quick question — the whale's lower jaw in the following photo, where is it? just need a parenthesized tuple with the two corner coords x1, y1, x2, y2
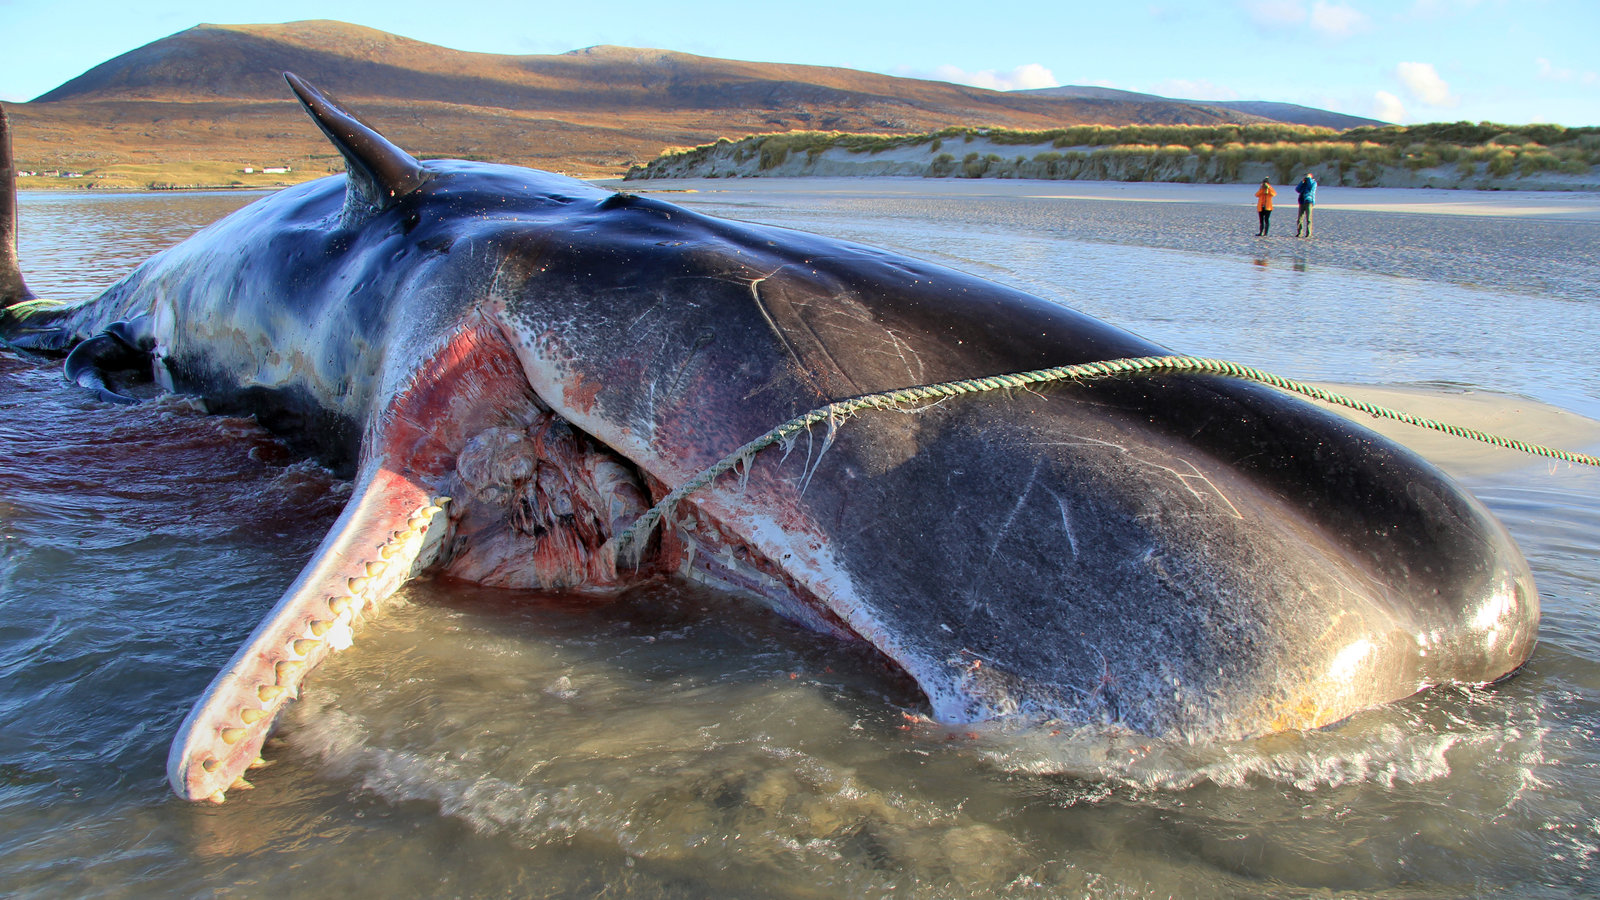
(165, 470, 451, 802)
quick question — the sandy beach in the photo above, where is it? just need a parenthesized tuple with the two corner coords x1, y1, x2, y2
(620, 175, 1600, 222)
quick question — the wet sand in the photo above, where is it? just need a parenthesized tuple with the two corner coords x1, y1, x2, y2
(623, 177, 1600, 309)
(1312, 384, 1600, 478)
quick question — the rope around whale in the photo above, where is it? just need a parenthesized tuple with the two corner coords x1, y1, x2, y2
(608, 354, 1600, 563)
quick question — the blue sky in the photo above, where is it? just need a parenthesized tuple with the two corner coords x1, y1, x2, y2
(1, 0, 1595, 126)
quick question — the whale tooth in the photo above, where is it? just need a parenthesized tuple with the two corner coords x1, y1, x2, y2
(309, 619, 332, 637)
(364, 560, 387, 578)
(291, 638, 319, 657)
(258, 684, 285, 702)
(208, 790, 227, 805)
(201, 758, 220, 773)
(220, 727, 246, 745)
(379, 542, 401, 559)
(231, 777, 254, 791)
(275, 660, 305, 686)
(248, 756, 272, 770)
(347, 575, 371, 594)
(328, 596, 352, 615)
(240, 708, 266, 724)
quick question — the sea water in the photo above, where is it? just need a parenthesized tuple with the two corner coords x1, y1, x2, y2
(1, 181, 1597, 898)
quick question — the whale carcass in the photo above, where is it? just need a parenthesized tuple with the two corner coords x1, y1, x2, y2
(0, 75, 1538, 803)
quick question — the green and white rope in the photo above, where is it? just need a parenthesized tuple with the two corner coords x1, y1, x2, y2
(610, 354, 1600, 563)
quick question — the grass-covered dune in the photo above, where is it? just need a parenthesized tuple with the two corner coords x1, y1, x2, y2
(627, 122, 1600, 191)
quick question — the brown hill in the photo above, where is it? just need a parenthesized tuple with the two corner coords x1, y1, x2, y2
(8, 20, 1273, 183)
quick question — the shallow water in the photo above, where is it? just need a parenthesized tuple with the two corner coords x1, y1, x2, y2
(2, 183, 1598, 898)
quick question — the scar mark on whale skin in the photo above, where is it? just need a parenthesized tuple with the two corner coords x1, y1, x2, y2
(968, 459, 1045, 615)
(1039, 435, 1245, 521)
(1052, 490, 1080, 560)
(747, 267, 823, 394)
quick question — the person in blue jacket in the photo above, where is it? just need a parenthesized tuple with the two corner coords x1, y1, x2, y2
(1295, 173, 1317, 238)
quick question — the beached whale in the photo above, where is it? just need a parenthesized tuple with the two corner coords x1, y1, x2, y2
(0, 75, 1538, 804)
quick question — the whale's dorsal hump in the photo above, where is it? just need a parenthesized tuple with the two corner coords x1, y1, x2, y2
(284, 72, 430, 224)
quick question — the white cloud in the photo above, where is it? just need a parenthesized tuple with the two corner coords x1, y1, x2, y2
(1309, 1, 1370, 37)
(1373, 90, 1406, 123)
(1395, 61, 1456, 106)
(1008, 64, 1061, 90)
(933, 63, 1059, 92)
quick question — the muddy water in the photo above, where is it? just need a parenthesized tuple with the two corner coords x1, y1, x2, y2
(2, 184, 1597, 898)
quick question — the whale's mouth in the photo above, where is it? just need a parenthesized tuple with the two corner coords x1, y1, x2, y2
(430, 391, 878, 662)
(409, 321, 871, 652)
(166, 317, 901, 802)
(438, 414, 652, 592)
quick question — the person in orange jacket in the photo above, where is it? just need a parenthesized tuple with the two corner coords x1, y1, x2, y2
(1255, 178, 1276, 236)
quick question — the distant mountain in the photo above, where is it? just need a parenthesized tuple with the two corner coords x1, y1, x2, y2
(1021, 85, 1384, 130)
(8, 21, 1357, 182)
(1213, 100, 1384, 130)
(31, 21, 1263, 125)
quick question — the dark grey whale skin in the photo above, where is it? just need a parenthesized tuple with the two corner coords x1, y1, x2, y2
(472, 182, 1536, 736)
(0, 80, 1536, 764)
